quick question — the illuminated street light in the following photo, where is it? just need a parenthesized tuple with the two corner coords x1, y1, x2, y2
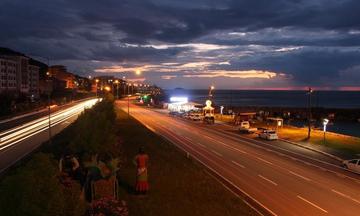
(135, 69, 141, 75)
(209, 85, 215, 98)
(95, 79, 99, 97)
(104, 86, 111, 92)
(307, 87, 313, 139)
(46, 71, 52, 145)
(114, 80, 119, 99)
(323, 118, 329, 144)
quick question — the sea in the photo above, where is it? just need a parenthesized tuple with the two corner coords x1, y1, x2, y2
(165, 89, 360, 109)
(165, 89, 360, 137)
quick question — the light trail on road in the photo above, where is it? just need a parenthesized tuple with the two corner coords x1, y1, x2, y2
(0, 98, 99, 151)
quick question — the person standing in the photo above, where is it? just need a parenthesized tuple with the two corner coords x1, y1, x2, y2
(134, 147, 149, 194)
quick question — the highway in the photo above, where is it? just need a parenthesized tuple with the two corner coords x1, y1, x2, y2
(117, 100, 360, 216)
(0, 98, 99, 173)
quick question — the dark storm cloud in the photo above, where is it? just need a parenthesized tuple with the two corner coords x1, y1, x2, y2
(1, 0, 360, 88)
(90, 45, 186, 63)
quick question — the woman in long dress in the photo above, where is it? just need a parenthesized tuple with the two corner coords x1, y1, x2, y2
(134, 147, 149, 194)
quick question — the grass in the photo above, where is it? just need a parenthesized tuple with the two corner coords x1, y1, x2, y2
(250, 121, 360, 156)
(115, 106, 257, 216)
(278, 125, 360, 156)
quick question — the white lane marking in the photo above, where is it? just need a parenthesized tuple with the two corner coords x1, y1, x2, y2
(232, 160, 246, 169)
(197, 142, 206, 148)
(258, 175, 278, 186)
(290, 157, 298, 161)
(255, 157, 273, 165)
(211, 149, 223, 157)
(297, 195, 328, 213)
(319, 167, 327, 172)
(204, 134, 217, 141)
(303, 162, 311, 166)
(331, 189, 360, 205)
(289, 171, 311, 182)
(183, 136, 192, 142)
(205, 170, 264, 216)
(336, 173, 346, 178)
(243, 199, 265, 216)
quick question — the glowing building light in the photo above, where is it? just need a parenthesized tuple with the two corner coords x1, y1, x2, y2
(170, 97, 188, 103)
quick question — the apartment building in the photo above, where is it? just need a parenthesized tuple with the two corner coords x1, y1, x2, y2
(0, 58, 17, 93)
(0, 55, 39, 97)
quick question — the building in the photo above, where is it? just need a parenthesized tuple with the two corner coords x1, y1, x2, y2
(48, 65, 76, 89)
(0, 55, 39, 98)
(0, 58, 17, 93)
(28, 64, 40, 97)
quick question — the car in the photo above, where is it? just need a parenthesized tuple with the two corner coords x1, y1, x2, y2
(259, 130, 278, 140)
(238, 121, 257, 133)
(190, 114, 202, 121)
(168, 111, 177, 116)
(182, 112, 191, 119)
(342, 159, 360, 174)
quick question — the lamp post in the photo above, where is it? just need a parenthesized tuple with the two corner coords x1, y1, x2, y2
(276, 119, 282, 132)
(122, 76, 126, 96)
(307, 87, 313, 139)
(28, 54, 52, 144)
(209, 85, 215, 98)
(128, 94, 130, 118)
(323, 118, 329, 145)
(95, 79, 99, 97)
(46, 71, 52, 145)
(114, 80, 119, 99)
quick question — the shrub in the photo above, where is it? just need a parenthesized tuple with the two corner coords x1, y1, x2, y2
(0, 153, 85, 216)
(69, 100, 117, 156)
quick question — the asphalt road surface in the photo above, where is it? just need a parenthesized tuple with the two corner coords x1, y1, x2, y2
(0, 98, 99, 173)
(117, 100, 360, 216)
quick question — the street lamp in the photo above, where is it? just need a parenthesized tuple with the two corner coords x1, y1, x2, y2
(104, 86, 111, 92)
(135, 69, 141, 76)
(209, 85, 215, 98)
(323, 118, 329, 145)
(128, 94, 130, 118)
(307, 87, 313, 139)
(46, 71, 52, 145)
(95, 79, 99, 97)
(114, 80, 119, 99)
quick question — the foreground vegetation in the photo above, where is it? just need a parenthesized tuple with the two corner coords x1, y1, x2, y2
(115, 104, 256, 216)
(0, 97, 121, 216)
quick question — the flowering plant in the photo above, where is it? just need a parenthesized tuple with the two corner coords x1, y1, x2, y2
(89, 196, 128, 216)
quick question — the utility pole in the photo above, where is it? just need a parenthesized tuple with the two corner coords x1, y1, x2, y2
(29, 54, 52, 144)
(128, 94, 130, 118)
(46, 69, 52, 145)
(114, 80, 119, 99)
(307, 87, 313, 139)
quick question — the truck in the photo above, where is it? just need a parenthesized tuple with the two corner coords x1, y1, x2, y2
(238, 121, 257, 133)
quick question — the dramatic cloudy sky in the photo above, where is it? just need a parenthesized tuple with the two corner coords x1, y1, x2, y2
(1, 0, 360, 90)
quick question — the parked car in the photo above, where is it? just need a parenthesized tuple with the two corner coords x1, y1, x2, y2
(238, 121, 257, 133)
(342, 159, 360, 174)
(259, 130, 278, 140)
(169, 111, 177, 116)
(190, 114, 202, 121)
